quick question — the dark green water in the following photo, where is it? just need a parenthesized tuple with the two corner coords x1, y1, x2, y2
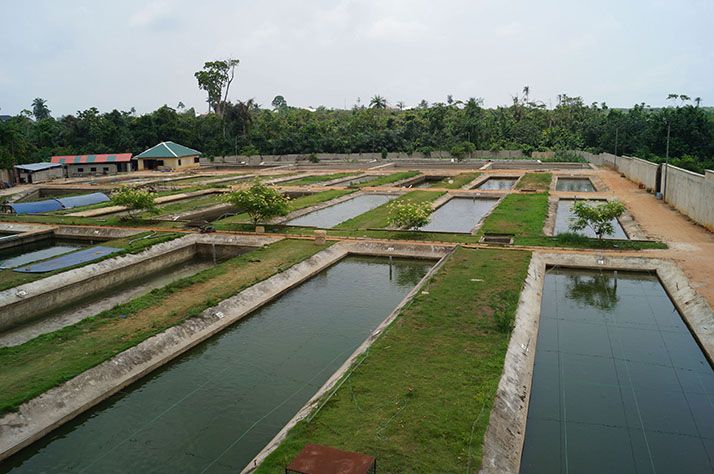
(521, 268, 714, 473)
(285, 194, 395, 228)
(555, 200, 628, 239)
(3, 256, 432, 473)
(556, 178, 595, 192)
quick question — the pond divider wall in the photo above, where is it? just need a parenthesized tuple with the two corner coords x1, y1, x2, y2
(0, 233, 271, 332)
(0, 240, 451, 461)
(480, 252, 714, 473)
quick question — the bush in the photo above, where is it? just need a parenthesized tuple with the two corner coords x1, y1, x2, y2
(569, 200, 626, 239)
(110, 187, 158, 220)
(543, 149, 587, 163)
(308, 153, 319, 163)
(388, 200, 432, 230)
(381, 148, 388, 159)
(224, 179, 290, 226)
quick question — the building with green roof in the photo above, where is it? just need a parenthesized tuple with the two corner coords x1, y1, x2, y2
(135, 141, 202, 171)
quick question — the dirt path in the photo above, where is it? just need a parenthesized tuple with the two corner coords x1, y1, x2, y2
(600, 168, 714, 307)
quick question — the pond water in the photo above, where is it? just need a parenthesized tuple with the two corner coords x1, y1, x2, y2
(476, 178, 518, 190)
(332, 175, 377, 186)
(555, 200, 628, 239)
(285, 194, 395, 228)
(4, 256, 433, 473)
(421, 197, 498, 233)
(520, 268, 714, 473)
(556, 178, 595, 192)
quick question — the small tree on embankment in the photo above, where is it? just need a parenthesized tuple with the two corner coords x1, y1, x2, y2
(388, 200, 432, 231)
(224, 179, 289, 229)
(111, 187, 158, 220)
(569, 200, 626, 239)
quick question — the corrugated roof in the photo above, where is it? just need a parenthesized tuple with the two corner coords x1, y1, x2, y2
(7, 199, 64, 214)
(56, 192, 110, 208)
(136, 141, 202, 159)
(14, 162, 62, 172)
(6, 192, 110, 215)
(51, 153, 133, 164)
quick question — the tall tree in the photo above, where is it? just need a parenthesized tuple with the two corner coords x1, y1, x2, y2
(369, 95, 387, 109)
(31, 98, 51, 120)
(194, 58, 240, 116)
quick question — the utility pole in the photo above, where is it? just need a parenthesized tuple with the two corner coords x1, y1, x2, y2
(663, 121, 671, 201)
(614, 127, 619, 156)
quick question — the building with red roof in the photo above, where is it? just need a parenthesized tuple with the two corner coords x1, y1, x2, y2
(51, 153, 135, 177)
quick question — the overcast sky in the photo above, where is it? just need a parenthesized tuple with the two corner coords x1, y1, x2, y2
(1, 0, 712, 116)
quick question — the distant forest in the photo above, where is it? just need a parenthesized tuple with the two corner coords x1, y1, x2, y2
(2, 92, 713, 173)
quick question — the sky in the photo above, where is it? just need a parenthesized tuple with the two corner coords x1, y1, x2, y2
(1, 0, 713, 116)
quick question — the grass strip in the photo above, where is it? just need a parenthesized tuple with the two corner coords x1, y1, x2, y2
(514, 173, 552, 191)
(477, 193, 549, 242)
(282, 173, 359, 186)
(256, 247, 531, 473)
(431, 172, 481, 189)
(0, 239, 328, 414)
(358, 171, 420, 188)
(335, 190, 444, 230)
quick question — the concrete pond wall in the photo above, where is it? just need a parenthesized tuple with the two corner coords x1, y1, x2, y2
(0, 233, 273, 332)
(0, 240, 450, 462)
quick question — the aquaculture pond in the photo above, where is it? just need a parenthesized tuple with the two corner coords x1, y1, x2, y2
(0, 239, 87, 270)
(475, 177, 518, 190)
(555, 200, 628, 239)
(421, 197, 498, 233)
(520, 268, 714, 473)
(556, 178, 596, 192)
(5, 256, 433, 473)
(285, 194, 395, 228)
(0, 257, 217, 348)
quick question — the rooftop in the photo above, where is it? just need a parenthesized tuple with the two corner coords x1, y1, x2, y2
(51, 153, 133, 165)
(14, 162, 62, 172)
(136, 141, 202, 159)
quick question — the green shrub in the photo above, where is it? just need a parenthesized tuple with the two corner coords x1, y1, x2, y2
(387, 200, 432, 230)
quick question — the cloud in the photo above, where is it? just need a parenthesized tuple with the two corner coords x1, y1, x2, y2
(364, 17, 430, 42)
(129, 0, 179, 29)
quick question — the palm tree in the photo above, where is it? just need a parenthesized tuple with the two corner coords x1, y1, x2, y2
(31, 98, 51, 120)
(396, 101, 406, 110)
(694, 97, 702, 108)
(369, 95, 387, 109)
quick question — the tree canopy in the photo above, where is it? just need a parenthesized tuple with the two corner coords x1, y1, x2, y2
(2, 90, 713, 173)
(569, 200, 626, 239)
(224, 179, 290, 226)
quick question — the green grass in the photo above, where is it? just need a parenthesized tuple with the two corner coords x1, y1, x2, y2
(282, 173, 359, 186)
(431, 172, 481, 189)
(477, 193, 549, 242)
(0, 239, 328, 414)
(335, 191, 444, 230)
(0, 231, 182, 292)
(152, 194, 225, 216)
(514, 173, 552, 191)
(213, 189, 355, 228)
(256, 247, 531, 473)
(358, 171, 420, 187)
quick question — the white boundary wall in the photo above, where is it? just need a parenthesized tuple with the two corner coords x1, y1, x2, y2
(663, 165, 714, 231)
(578, 151, 713, 231)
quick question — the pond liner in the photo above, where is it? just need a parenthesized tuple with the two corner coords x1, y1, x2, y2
(14, 246, 118, 273)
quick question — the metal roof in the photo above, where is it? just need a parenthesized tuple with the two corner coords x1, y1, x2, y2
(14, 162, 62, 172)
(6, 192, 109, 214)
(7, 199, 64, 214)
(56, 192, 110, 208)
(14, 246, 118, 273)
(136, 141, 202, 159)
(51, 153, 133, 165)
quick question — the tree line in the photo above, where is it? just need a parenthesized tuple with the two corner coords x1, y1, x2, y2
(2, 86, 713, 173)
